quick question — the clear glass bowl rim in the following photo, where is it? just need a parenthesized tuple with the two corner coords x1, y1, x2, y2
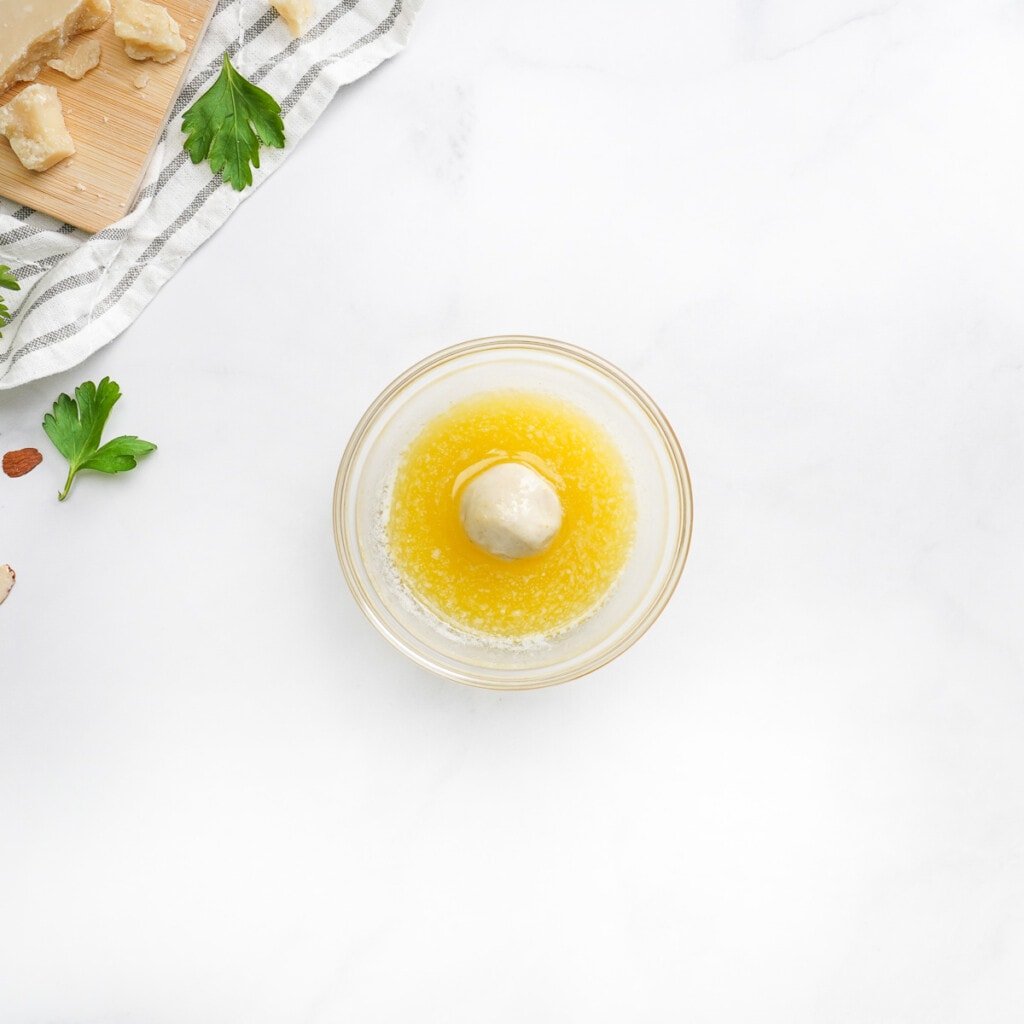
(332, 335, 694, 689)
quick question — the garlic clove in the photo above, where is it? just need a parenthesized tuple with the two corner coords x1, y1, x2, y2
(0, 564, 15, 606)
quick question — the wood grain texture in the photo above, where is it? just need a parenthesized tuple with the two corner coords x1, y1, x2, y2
(0, 0, 216, 233)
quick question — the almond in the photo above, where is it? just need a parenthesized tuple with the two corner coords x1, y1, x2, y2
(2, 447, 43, 478)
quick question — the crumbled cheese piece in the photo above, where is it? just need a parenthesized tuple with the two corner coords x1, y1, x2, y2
(459, 462, 563, 559)
(47, 37, 102, 79)
(272, 0, 314, 36)
(74, 180, 87, 190)
(0, 0, 110, 92)
(113, 0, 185, 62)
(133, 70, 149, 88)
(0, 83, 76, 172)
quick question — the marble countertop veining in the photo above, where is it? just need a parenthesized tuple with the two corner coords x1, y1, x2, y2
(1, 1, 1023, 1021)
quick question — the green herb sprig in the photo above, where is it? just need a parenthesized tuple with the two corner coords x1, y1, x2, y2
(42, 378, 157, 501)
(182, 54, 286, 191)
(0, 265, 19, 340)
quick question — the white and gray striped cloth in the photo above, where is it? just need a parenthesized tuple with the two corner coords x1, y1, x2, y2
(0, 0, 422, 390)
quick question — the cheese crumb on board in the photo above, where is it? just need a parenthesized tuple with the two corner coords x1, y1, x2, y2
(133, 70, 150, 88)
(47, 37, 102, 80)
(0, 0, 110, 92)
(113, 0, 185, 63)
(272, 0, 315, 37)
(0, 84, 76, 171)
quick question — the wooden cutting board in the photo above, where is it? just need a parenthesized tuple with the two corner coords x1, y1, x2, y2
(0, 0, 217, 233)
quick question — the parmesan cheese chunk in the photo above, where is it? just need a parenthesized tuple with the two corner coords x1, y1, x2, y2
(0, 84, 76, 171)
(271, 0, 314, 36)
(0, 0, 110, 92)
(47, 37, 102, 79)
(113, 0, 185, 63)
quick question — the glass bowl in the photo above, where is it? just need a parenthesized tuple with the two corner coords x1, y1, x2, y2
(332, 336, 692, 689)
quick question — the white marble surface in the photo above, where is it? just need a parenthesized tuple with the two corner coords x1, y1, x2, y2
(2, 1, 1023, 1019)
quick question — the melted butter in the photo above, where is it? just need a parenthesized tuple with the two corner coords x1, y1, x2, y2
(387, 390, 636, 638)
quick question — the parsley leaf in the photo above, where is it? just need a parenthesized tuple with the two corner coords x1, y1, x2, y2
(181, 54, 286, 191)
(42, 378, 157, 501)
(0, 265, 20, 340)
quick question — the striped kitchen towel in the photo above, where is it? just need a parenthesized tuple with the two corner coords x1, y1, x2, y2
(0, 0, 422, 390)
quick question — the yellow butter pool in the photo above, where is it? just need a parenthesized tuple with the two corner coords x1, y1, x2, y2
(387, 390, 636, 639)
